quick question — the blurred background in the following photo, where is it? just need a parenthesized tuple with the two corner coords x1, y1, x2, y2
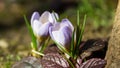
(0, 0, 118, 67)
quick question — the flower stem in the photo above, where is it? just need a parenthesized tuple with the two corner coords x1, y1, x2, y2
(39, 37, 50, 53)
(32, 50, 44, 56)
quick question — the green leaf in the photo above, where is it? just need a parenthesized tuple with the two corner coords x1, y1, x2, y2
(73, 10, 81, 58)
(70, 29, 75, 57)
(78, 14, 87, 46)
(76, 10, 80, 48)
(32, 50, 44, 56)
(54, 41, 72, 58)
(24, 15, 37, 51)
(77, 10, 80, 27)
(73, 11, 87, 59)
(39, 37, 50, 52)
(63, 55, 75, 68)
(76, 14, 87, 56)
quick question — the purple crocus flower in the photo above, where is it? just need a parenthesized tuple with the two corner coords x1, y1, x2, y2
(31, 11, 58, 42)
(49, 19, 74, 50)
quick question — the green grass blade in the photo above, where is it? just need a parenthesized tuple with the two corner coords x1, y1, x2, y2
(24, 15, 37, 51)
(78, 14, 87, 46)
(63, 55, 75, 68)
(74, 10, 81, 58)
(32, 50, 44, 56)
(77, 10, 80, 26)
(39, 37, 50, 52)
(76, 10, 80, 48)
(70, 29, 75, 57)
(54, 41, 72, 57)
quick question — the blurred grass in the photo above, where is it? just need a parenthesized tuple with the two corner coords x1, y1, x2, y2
(61, 0, 116, 29)
(78, 0, 114, 29)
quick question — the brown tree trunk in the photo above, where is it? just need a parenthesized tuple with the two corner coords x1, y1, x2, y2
(105, 0, 120, 68)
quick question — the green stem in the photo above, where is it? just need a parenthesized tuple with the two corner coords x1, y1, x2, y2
(63, 55, 75, 68)
(39, 38, 50, 52)
(32, 50, 44, 56)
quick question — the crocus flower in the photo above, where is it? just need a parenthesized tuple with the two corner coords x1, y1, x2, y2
(49, 19, 74, 50)
(31, 11, 59, 42)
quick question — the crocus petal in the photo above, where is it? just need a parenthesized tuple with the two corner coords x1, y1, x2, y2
(59, 26, 72, 47)
(61, 19, 74, 31)
(49, 23, 62, 41)
(51, 23, 60, 31)
(32, 20, 42, 35)
(39, 11, 54, 23)
(31, 12, 40, 25)
(49, 24, 72, 49)
(37, 22, 52, 38)
(51, 12, 59, 22)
